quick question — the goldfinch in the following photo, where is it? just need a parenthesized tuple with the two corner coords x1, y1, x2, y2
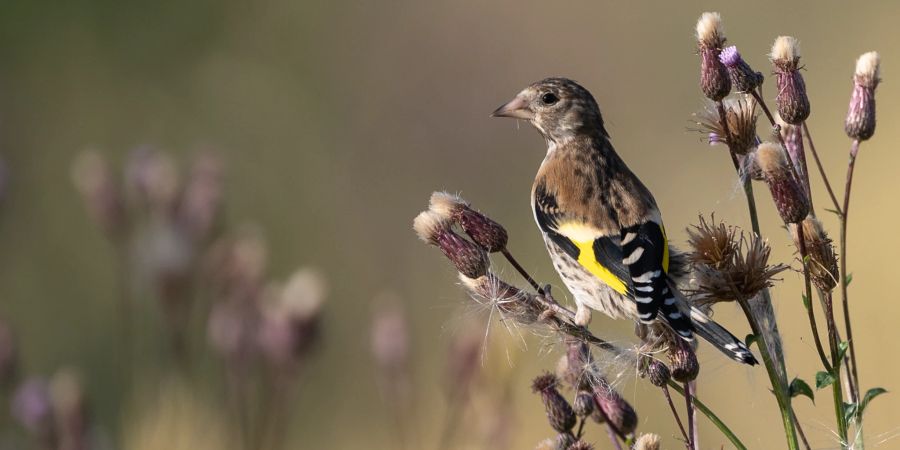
(492, 77, 757, 365)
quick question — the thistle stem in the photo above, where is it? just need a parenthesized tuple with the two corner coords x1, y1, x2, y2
(668, 382, 747, 450)
(737, 297, 800, 450)
(751, 90, 805, 189)
(839, 140, 862, 404)
(803, 122, 843, 215)
(501, 248, 545, 295)
(662, 385, 692, 449)
(685, 381, 698, 450)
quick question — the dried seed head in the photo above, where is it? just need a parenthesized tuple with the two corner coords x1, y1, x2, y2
(556, 433, 577, 450)
(757, 142, 809, 223)
(689, 217, 788, 303)
(415, 210, 489, 278)
(695, 12, 724, 48)
(790, 218, 838, 292)
(742, 151, 765, 181)
(564, 339, 591, 389)
(720, 46, 764, 92)
(846, 51, 880, 141)
(593, 379, 638, 435)
(568, 440, 595, 450)
(634, 433, 662, 450)
(771, 37, 810, 124)
(458, 273, 541, 324)
(693, 98, 758, 155)
(573, 391, 595, 417)
(532, 373, 577, 434)
(668, 338, 700, 382)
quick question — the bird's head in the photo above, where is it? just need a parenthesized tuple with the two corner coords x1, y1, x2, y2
(491, 77, 608, 143)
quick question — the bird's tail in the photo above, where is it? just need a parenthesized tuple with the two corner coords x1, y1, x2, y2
(689, 307, 758, 365)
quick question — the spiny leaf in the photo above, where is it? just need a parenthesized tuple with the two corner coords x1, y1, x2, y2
(816, 371, 835, 390)
(825, 208, 842, 217)
(789, 378, 814, 403)
(837, 341, 850, 363)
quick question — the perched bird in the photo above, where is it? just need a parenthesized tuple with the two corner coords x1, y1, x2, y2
(492, 77, 757, 365)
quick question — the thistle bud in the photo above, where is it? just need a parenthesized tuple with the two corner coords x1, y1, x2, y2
(592, 380, 638, 435)
(720, 46, 763, 93)
(573, 391, 595, 417)
(532, 373, 576, 434)
(778, 116, 809, 194)
(634, 433, 662, 450)
(668, 338, 700, 382)
(696, 12, 731, 100)
(641, 358, 671, 387)
(756, 143, 809, 224)
(771, 36, 811, 124)
(430, 192, 509, 252)
(564, 339, 590, 389)
(722, 97, 759, 155)
(790, 217, 838, 292)
(845, 52, 880, 141)
(414, 210, 489, 279)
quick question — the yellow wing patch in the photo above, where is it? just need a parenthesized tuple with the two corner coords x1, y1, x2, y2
(573, 239, 629, 294)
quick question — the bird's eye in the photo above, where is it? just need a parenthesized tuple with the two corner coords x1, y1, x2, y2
(540, 92, 559, 105)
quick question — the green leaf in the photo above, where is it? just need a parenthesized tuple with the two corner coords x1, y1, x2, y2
(745, 333, 759, 349)
(802, 293, 811, 309)
(858, 387, 888, 417)
(825, 208, 842, 216)
(837, 341, 850, 363)
(789, 378, 814, 403)
(845, 273, 854, 286)
(843, 401, 859, 424)
(816, 371, 835, 390)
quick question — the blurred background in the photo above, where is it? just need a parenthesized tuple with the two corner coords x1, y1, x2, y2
(0, 1, 897, 449)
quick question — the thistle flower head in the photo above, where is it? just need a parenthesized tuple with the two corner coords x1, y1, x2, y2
(532, 373, 577, 434)
(791, 217, 839, 292)
(640, 358, 671, 387)
(573, 391, 595, 417)
(771, 36, 810, 124)
(414, 210, 489, 278)
(668, 338, 699, 382)
(429, 191, 468, 220)
(695, 12, 724, 48)
(634, 433, 662, 450)
(720, 46, 764, 93)
(757, 142, 809, 223)
(688, 216, 788, 302)
(846, 51, 880, 140)
(693, 98, 758, 155)
(592, 378, 638, 435)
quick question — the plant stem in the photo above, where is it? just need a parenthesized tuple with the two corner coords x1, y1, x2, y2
(802, 122, 843, 215)
(501, 248, 544, 295)
(751, 90, 804, 188)
(737, 297, 800, 450)
(668, 382, 747, 450)
(685, 381, 699, 450)
(839, 139, 862, 403)
(822, 290, 849, 448)
(662, 385, 692, 449)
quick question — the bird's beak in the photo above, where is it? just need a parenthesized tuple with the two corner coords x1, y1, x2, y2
(491, 95, 533, 119)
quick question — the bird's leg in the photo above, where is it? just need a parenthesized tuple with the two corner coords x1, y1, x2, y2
(575, 303, 592, 327)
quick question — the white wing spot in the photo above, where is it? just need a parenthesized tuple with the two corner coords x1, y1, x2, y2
(635, 285, 654, 292)
(633, 270, 660, 283)
(664, 297, 677, 305)
(635, 296, 654, 304)
(623, 247, 644, 265)
(668, 311, 683, 320)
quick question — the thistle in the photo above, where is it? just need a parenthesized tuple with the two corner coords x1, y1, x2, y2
(756, 142, 809, 224)
(430, 191, 508, 252)
(845, 51, 880, 141)
(414, 210, 489, 279)
(790, 217, 839, 292)
(720, 45, 763, 93)
(771, 36, 811, 124)
(592, 379, 638, 435)
(696, 12, 731, 101)
(693, 97, 759, 155)
(668, 338, 699, 382)
(532, 373, 577, 434)
(634, 433, 662, 450)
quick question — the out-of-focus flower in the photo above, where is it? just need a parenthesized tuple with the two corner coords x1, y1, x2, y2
(771, 36, 811, 124)
(51, 368, 90, 450)
(125, 146, 180, 214)
(257, 268, 327, 369)
(370, 294, 410, 378)
(845, 51, 880, 141)
(177, 152, 224, 242)
(446, 328, 481, 401)
(11, 378, 54, 434)
(72, 150, 126, 237)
